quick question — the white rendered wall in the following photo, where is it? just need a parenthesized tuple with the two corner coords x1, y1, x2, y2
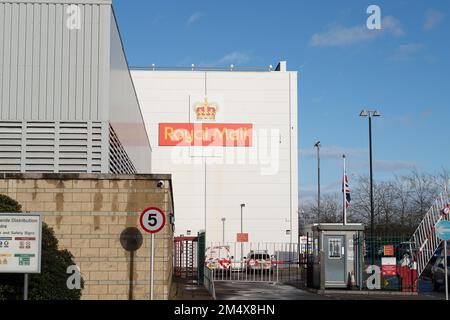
(131, 69, 298, 244)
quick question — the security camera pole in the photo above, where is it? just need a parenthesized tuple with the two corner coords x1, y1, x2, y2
(360, 110, 380, 265)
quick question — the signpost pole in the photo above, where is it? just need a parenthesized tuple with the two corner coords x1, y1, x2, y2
(139, 207, 166, 301)
(435, 219, 450, 300)
(445, 240, 448, 301)
(150, 233, 155, 300)
(24, 273, 28, 300)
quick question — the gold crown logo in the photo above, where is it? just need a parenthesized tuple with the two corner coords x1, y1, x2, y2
(194, 97, 218, 121)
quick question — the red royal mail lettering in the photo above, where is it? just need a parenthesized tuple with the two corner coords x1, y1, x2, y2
(159, 123, 253, 147)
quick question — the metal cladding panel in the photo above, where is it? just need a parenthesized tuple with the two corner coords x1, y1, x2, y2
(0, 1, 111, 122)
(108, 10, 151, 173)
(0, 120, 107, 173)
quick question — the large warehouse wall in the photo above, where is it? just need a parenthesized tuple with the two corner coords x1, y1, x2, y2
(132, 68, 298, 244)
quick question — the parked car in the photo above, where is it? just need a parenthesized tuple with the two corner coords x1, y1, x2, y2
(244, 250, 276, 274)
(431, 254, 450, 291)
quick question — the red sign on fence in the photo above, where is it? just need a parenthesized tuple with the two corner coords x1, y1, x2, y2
(236, 233, 249, 243)
(382, 257, 397, 276)
(383, 245, 394, 256)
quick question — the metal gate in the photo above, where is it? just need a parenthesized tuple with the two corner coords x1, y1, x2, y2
(174, 236, 198, 279)
(204, 242, 301, 283)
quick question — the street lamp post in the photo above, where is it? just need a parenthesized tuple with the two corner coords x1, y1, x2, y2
(314, 141, 321, 223)
(240, 204, 245, 266)
(360, 110, 380, 265)
(221, 218, 226, 245)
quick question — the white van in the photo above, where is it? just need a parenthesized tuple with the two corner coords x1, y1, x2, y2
(205, 246, 232, 270)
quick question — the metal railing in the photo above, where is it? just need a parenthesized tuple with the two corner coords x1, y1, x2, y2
(410, 190, 450, 277)
(130, 65, 274, 72)
(204, 242, 301, 284)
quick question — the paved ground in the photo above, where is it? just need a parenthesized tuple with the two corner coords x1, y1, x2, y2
(214, 281, 331, 300)
(173, 279, 214, 300)
(173, 278, 447, 300)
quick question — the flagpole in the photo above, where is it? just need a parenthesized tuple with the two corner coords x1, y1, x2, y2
(343, 154, 347, 225)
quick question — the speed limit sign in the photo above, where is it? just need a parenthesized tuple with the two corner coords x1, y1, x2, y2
(139, 207, 166, 234)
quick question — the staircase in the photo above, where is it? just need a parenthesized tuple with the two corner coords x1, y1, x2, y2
(410, 189, 450, 277)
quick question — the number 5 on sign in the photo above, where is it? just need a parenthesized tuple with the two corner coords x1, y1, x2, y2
(139, 208, 166, 234)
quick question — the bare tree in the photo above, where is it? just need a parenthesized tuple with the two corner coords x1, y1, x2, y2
(299, 168, 449, 235)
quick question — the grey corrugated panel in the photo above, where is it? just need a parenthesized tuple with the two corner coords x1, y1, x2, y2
(31, 4, 40, 119)
(9, 3, 18, 119)
(1, 3, 11, 119)
(0, 1, 111, 122)
(16, 3, 26, 120)
(45, 3, 55, 119)
(90, 4, 100, 121)
(60, 3, 69, 120)
(38, 4, 48, 120)
(67, 4, 77, 120)
(0, 6, 3, 112)
(83, 4, 92, 120)
(74, 5, 84, 121)
(98, 4, 110, 121)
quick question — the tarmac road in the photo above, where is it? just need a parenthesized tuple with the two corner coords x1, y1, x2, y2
(214, 281, 331, 300)
(213, 281, 447, 300)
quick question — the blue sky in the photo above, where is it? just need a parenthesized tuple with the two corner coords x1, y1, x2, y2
(112, 0, 450, 202)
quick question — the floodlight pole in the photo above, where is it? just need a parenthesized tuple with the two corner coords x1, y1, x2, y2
(360, 110, 380, 266)
(314, 141, 321, 223)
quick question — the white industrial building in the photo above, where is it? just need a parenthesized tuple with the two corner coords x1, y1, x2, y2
(131, 64, 298, 243)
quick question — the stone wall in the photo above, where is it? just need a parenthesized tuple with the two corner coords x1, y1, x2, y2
(0, 173, 174, 300)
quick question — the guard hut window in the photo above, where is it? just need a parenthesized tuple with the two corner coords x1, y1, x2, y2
(328, 238, 342, 259)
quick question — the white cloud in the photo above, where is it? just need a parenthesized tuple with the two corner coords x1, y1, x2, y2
(299, 146, 366, 159)
(353, 160, 416, 172)
(309, 16, 404, 47)
(391, 43, 424, 61)
(217, 51, 252, 65)
(382, 16, 405, 37)
(187, 12, 203, 26)
(423, 9, 445, 31)
(374, 160, 416, 172)
(299, 180, 342, 202)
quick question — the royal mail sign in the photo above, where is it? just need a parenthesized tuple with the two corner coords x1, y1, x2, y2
(159, 123, 253, 147)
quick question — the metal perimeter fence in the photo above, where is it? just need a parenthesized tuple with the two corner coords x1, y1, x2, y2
(204, 242, 301, 283)
(354, 233, 421, 292)
(297, 233, 425, 292)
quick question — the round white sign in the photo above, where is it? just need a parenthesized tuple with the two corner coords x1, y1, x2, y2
(139, 207, 166, 234)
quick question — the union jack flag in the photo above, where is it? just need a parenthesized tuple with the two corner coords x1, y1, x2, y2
(343, 175, 351, 209)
